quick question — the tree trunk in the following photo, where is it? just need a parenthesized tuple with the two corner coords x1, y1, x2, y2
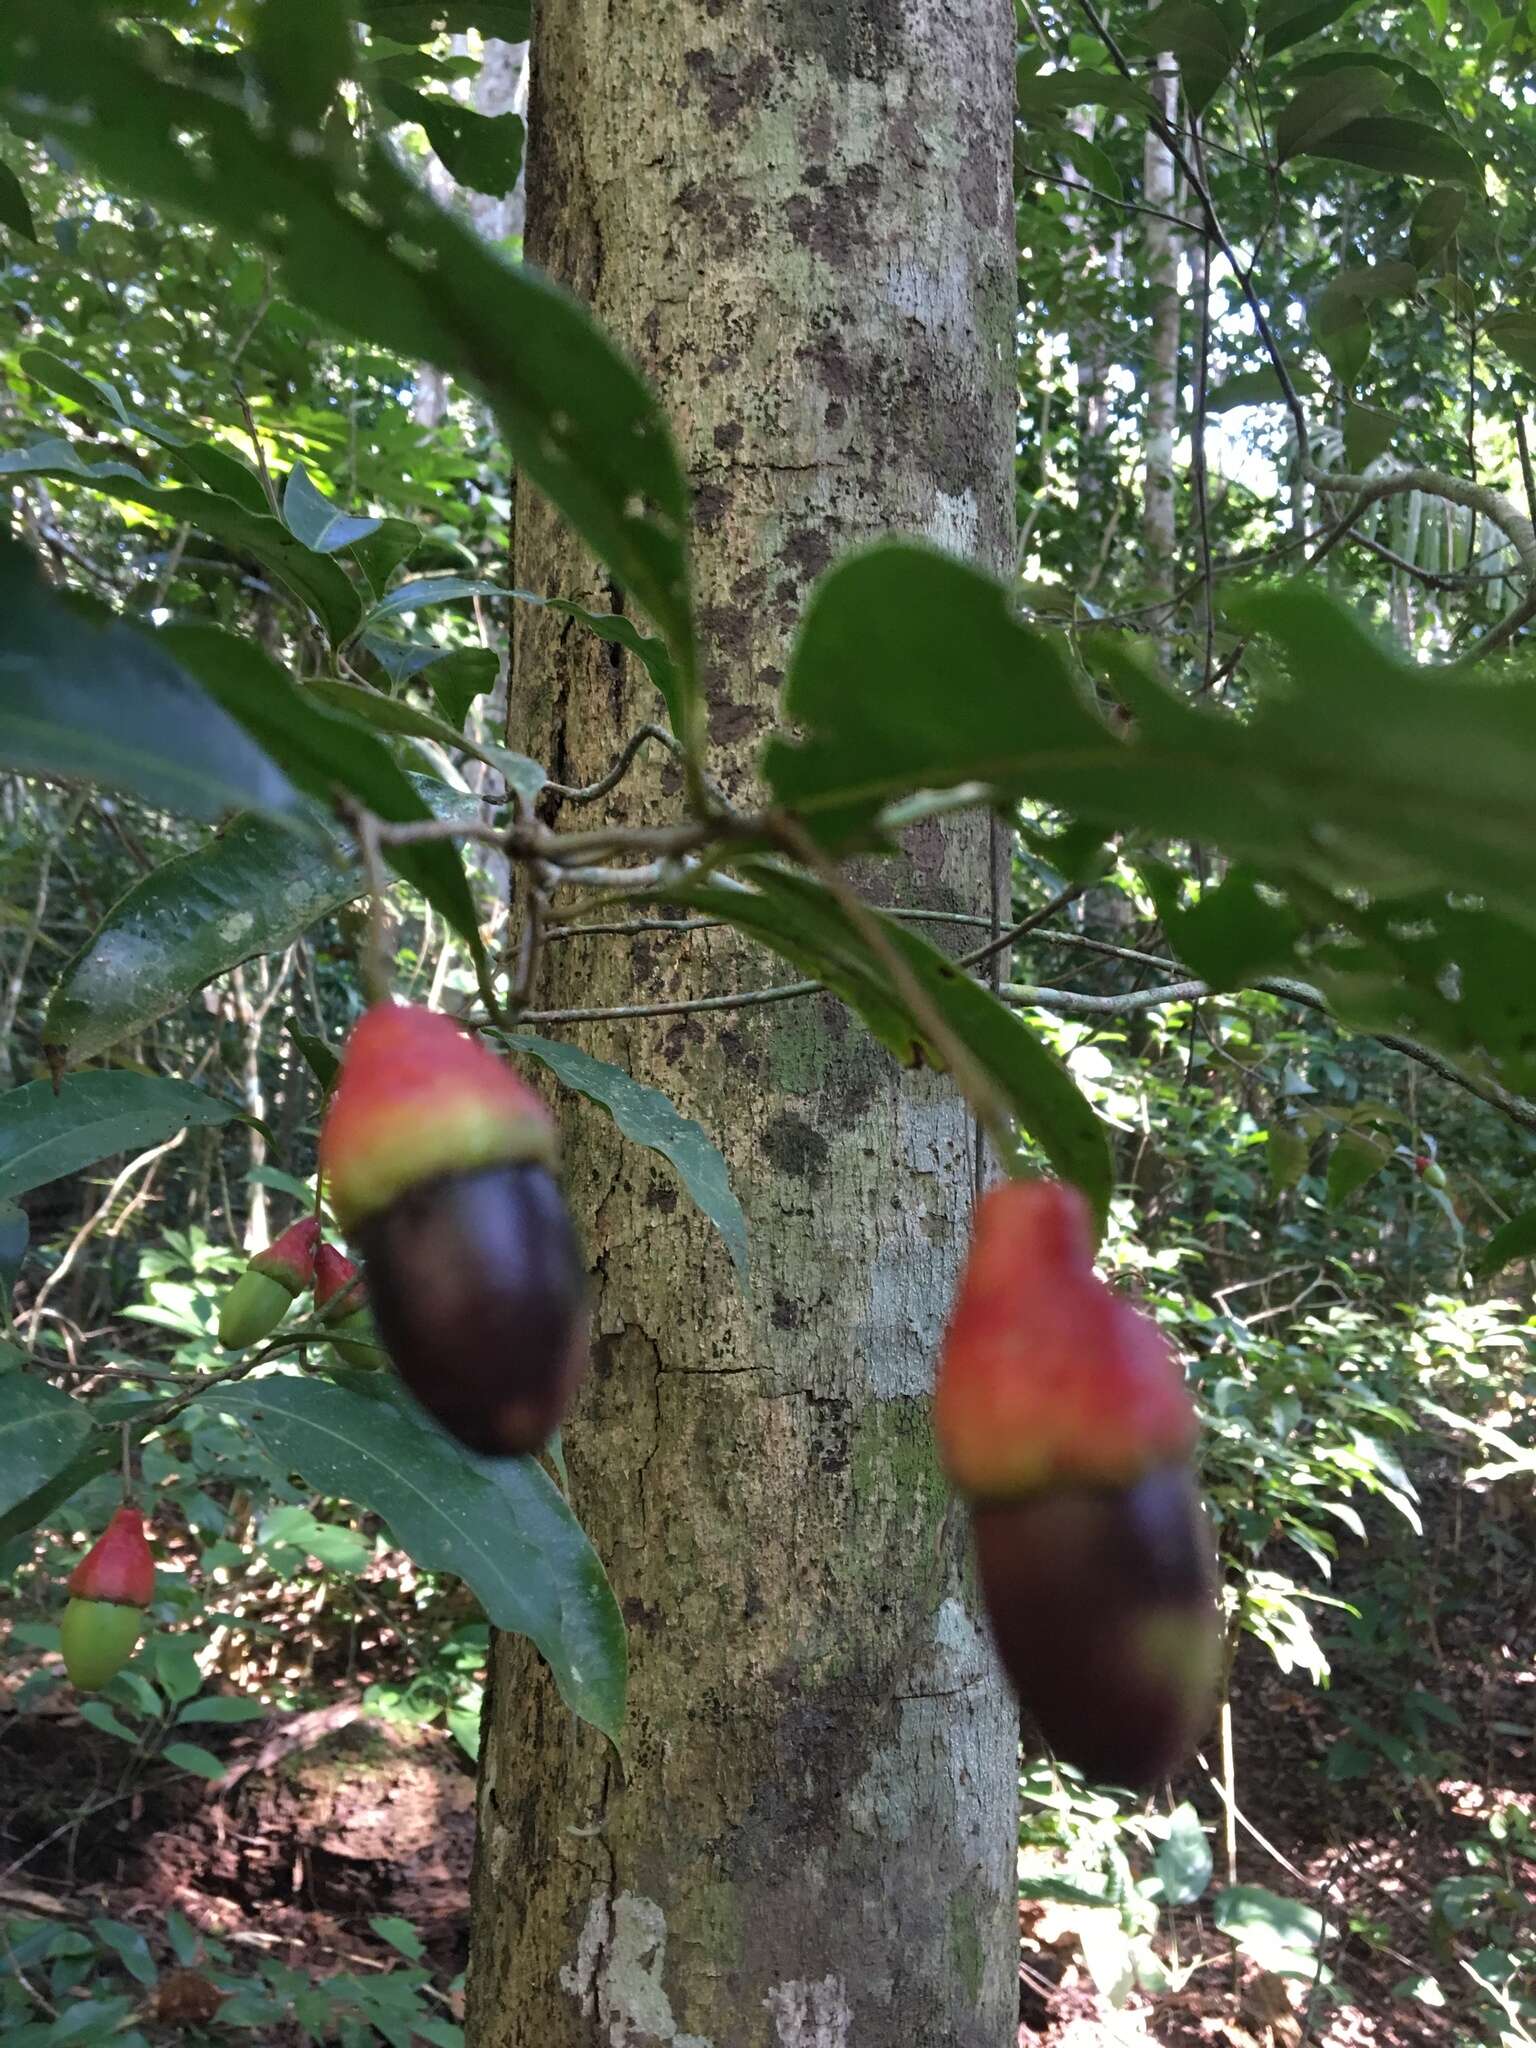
(1141, 56, 1180, 652)
(468, 7, 1019, 2044)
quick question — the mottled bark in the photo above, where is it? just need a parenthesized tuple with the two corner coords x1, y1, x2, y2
(469, 6, 1019, 2045)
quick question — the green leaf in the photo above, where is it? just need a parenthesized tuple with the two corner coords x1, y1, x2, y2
(1343, 400, 1399, 469)
(0, 160, 37, 241)
(282, 464, 383, 555)
(359, 1, 531, 38)
(162, 627, 487, 969)
(1469, 1207, 1536, 1278)
(0, 1377, 93, 1522)
(162, 1741, 227, 1780)
(766, 542, 1114, 848)
(350, 518, 423, 594)
(302, 675, 542, 794)
(89, 1919, 157, 1986)
(368, 1916, 426, 1962)
(252, 0, 352, 131)
(1267, 1120, 1309, 1193)
(1256, 0, 1358, 52)
(4, 9, 697, 743)
(646, 861, 1113, 1232)
(79, 1702, 140, 1745)
(1156, 1804, 1213, 1904)
(0, 541, 295, 822)
(174, 1695, 267, 1724)
(546, 601, 686, 737)
(0, 1200, 28, 1295)
(1214, 1885, 1325, 1969)
(363, 575, 504, 625)
(152, 1636, 205, 1705)
(288, 1018, 341, 1092)
(44, 775, 481, 1063)
(1205, 364, 1317, 411)
(1124, 0, 1246, 113)
(508, 1034, 750, 1281)
(0, 440, 361, 641)
(1326, 1129, 1390, 1208)
(1485, 311, 1536, 378)
(1408, 187, 1467, 270)
(19, 348, 269, 515)
(212, 1377, 627, 1740)
(1014, 66, 1151, 116)
(1302, 115, 1480, 187)
(427, 648, 498, 729)
(0, 1073, 241, 1201)
(0, 1434, 118, 1549)
(379, 81, 524, 195)
(1275, 67, 1398, 162)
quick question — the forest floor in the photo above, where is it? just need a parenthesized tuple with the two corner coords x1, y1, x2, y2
(0, 1487, 1530, 2046)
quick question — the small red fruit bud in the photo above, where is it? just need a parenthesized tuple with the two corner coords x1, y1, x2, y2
(218, 1216, 322, 1350)
(62, 1507, 154, 1691)
(935, 1180, 1197, 1500)
(67, 1505, 154, 1607)
(314, 1242, 382, 1368)
(319, 1005, 586, 1453)
(315, 1242, 367, 1320)
(250, 1215, 322, 1293)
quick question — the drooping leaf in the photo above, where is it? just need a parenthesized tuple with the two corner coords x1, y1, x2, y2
(1485, 312, 1536, 378)
(0, 1433, 119, 1548)
(1267, 1120, 1309, 1192)
(1205, 364, 1318, 411)
(379, 81, 524, 194)
(546, 600, 686, 736)
(0, 541, 295, 822)
(363, 575, 505, 625)
(282, 464, 383, 555)
(19, 348, 271, 515)
(44, 776, 482, 1064)
(1155, 1803, 1214, 1905)
(1342, 400, 1399, 469)
(0, 1376, 94, 1521)
(1256, 0, 1358, 52)
(1409, 187, 1467, 270)
(0, 1072, 242, 1201)
(349, 517, 423, 593)
(428, 647, 499, 728)
(1214, 1886, 1326, 1971)
(1326, 1128, 1390, 1208)
(767, 542, 1114, 848)
(0, 439, 361, 640)
(1, 9, 698, 743)
(302, 674, 542, 795)
(1274, 65, 1395, 160)
(251, 0, 353, 131)
(1125, 0, 1246, 114)
(0, 161, 38, 241)
(358, 1, 531, 38)
(1470, 1207, 1536, 1278)
(212, 1375, 626, 1740)
(507, 1033, 750, 1281)
(1301, 115, 1479, 187)
(643, 861, 1114, 1232)
(161, 626, 487, 968)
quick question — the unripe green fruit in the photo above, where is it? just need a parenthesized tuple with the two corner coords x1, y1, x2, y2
(217, 1268, 292, 1350)
(330, 1307, 385, 1370)
(60, 1596, 145, 1691)
(1422, 1161, 1447, 1190)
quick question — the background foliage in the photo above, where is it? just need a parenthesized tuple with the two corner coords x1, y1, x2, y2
(0, 2, 1532, 2044)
